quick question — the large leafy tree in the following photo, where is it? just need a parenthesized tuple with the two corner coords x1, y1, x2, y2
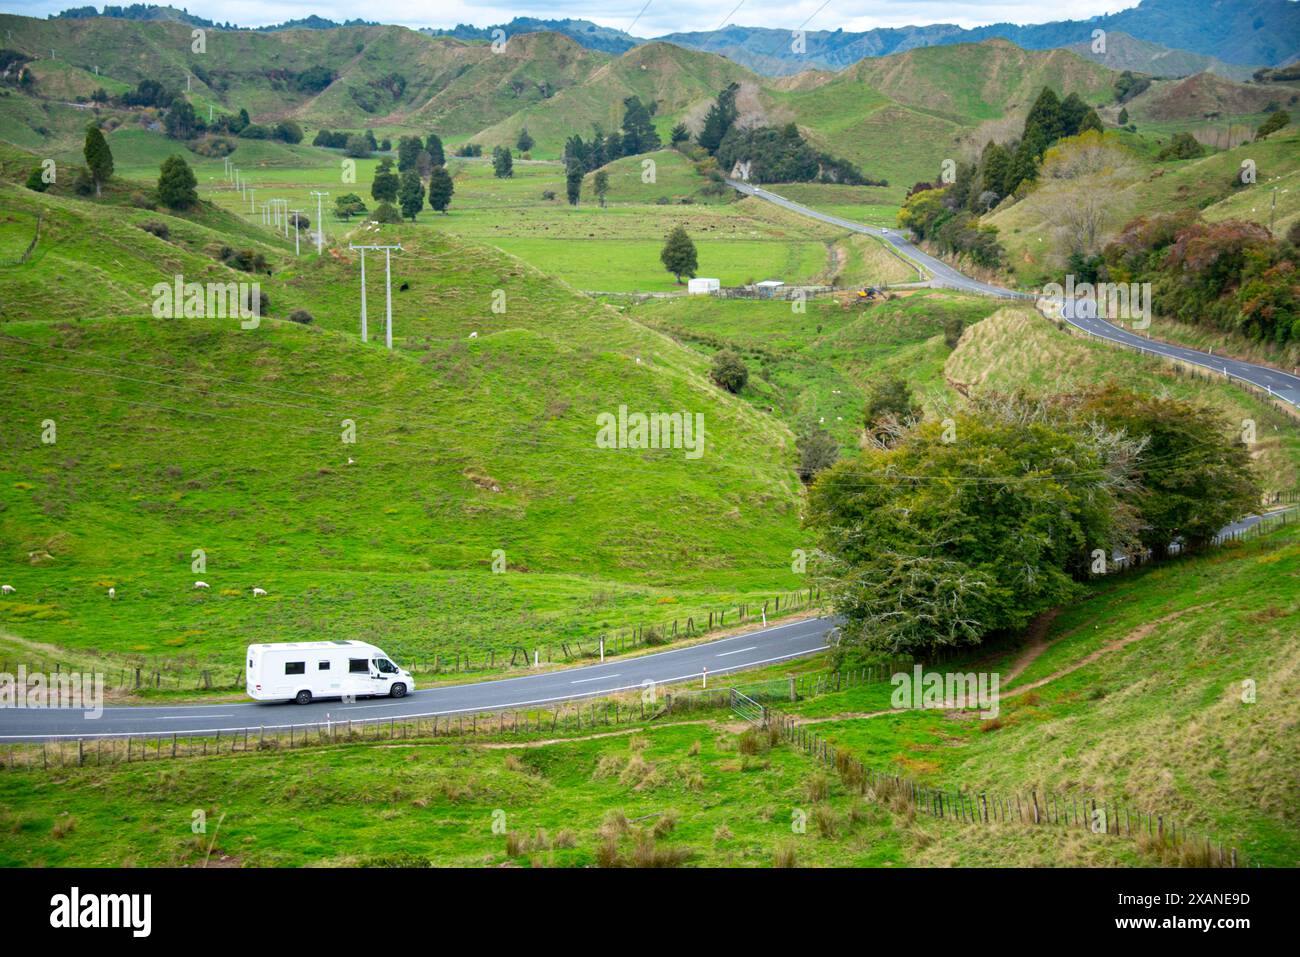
(396, 135, 423, 171)
(660, 225, 698, 283)
(491, 145, 513, 179)
(371, 158, 399, 203)
(699, 83, 739, 154)
(620, 96, 660, 155)
(157, 154, 197, 209)
(807, 395, 1140, 656)
(1079, 385, 1259, 556)
(425, 133, 445, 167)
(397, 169, 424, 221)
(565, 158, 583, 205)
(427, 165, 454, 214)
(83, 125, 114, 197)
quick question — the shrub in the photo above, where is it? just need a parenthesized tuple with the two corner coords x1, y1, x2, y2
(138, 221, 170, 240)
(1155, 132, 1204, 161)
(806, 772, 829, 803)
(288, 309, 314, 325)
(710, 349, 748, 393)
(1255, 110, 1290, 140)
(24, 166, 48, 192)
(372, 202, 403, 224)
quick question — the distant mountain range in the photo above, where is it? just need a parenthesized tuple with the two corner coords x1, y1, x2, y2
(40, 0, 1300, 72)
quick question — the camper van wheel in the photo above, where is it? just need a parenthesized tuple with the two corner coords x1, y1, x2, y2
(389, 682, 407, 699)
(294, 690, 312, 705)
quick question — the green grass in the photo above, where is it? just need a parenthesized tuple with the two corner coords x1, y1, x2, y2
(637, 291, 1002, 447)
(783, 522, 1300, 866)
(0, 170, 813, 673)
(0, 707, 1146, 867)
(946, 307, 1300, 491)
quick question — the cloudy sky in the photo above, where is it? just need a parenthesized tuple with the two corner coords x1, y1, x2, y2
(0, 1, 1142, 36)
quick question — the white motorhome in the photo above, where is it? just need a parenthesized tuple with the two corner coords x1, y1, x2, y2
(246, 640, 416, 705)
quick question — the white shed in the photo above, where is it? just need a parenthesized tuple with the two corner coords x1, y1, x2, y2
(688, 277, 720, 295)
(754, 279, 785, 298)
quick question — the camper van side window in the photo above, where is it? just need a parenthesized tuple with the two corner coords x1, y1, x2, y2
(318, 661, 331, 671)
(285, 662, 306, 675)
(348, 659, 369, 674)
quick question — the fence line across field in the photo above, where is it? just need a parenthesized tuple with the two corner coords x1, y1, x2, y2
(3, 665, 1247, 866)
(0, 587, 825, 695)
(759, 704, 1245, 868)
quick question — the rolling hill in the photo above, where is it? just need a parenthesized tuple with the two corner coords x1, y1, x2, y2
(0, 145, 809, 670)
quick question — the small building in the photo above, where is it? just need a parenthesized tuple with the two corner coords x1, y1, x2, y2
(754, 279, 785, 299)
(688, 277, 720, 296)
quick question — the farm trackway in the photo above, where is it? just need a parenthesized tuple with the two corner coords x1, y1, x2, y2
(0, 616, 837, 741)
(730, 180, 1300, 409)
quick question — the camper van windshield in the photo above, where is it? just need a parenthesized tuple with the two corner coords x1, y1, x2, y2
(375, 658, 398, 674)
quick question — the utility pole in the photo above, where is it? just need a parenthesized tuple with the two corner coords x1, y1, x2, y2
(348, 244, 401, 348)
(290, 209, 303, 255)
(310, 191, 329, 255)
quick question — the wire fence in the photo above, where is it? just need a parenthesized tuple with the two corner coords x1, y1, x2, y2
(761, 703, 1245, 868)
(0, 683, 744, 771)
(0, 588, 825, 695)
(0, 212, 42, 267)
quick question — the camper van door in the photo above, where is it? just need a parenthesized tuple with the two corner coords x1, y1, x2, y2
(346, 654, 385, 697)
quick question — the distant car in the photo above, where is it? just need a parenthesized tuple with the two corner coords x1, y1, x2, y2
(246, 640, 415, 705)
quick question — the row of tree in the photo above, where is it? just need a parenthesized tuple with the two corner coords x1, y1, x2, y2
(369, 157, 453, 220)
(561, 95, 662, 174)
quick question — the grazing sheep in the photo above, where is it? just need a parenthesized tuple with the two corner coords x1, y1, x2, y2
(252, 587, 267, 597)
(0, 584, 13, 595)
(193, 581, 209, 590)
(108, 587, 116, 599)
(469, 331, 478, 339)
(347, 457, 355, 466)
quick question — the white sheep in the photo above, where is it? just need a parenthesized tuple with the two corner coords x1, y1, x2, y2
(193, 581, 209, 590)
(0, 584, 13, 595)
(469, 331, 478, 339)
(252, 587, 267, 597)
(108, 587, 116, 600)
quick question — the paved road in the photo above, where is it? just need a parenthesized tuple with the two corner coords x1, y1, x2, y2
(0, 615, 837, 741)
(727, 179, 1028, 299)
(1052, 306, 1300, 409)
(731, 179, 1299, 408)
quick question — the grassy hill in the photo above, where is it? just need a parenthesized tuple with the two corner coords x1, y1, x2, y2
(0, 162, 811, 672)
(945, 307, 1300, 492)
(985, 127, 1300, 289)
(771, 40, 1116, 196)
(472, 41, 756, 158)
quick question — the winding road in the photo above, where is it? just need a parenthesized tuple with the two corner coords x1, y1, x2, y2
(0, 616, 837, 741)
(730, 179, 1300, 409)
(3, 187, 1296, 742)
